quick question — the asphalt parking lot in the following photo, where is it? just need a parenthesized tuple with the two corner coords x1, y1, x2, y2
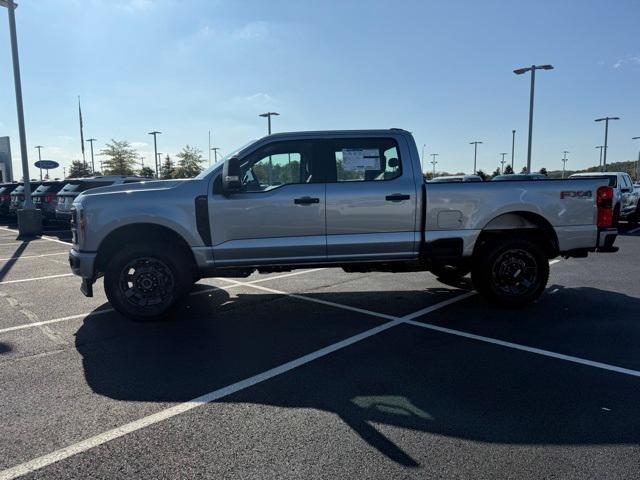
(1, 221, 640, 479)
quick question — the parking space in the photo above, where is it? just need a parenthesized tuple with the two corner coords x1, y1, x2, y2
(1, 221, 640, 479)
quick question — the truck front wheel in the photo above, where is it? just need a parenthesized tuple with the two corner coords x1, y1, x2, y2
(471, 236, 549, 307)
(104, 242, 193, 321)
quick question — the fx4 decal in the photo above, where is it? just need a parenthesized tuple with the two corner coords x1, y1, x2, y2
(560, 190, 593, 199)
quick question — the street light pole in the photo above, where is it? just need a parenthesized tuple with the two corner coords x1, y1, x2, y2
(86, 138, 96, 173)
(595, 145, 604, 169)
(513, 64, 554, 173)
(211, 147, 220, 163)
(2, 0, 41, 235)
(511, 130, 515, 170)
(633, 137, 640, 182)
(561, 151, 569, 179)
(595, 117, 620, 172)
(430, 153, 438, 177)
(35, 145, 43, 180)
(500, 152, 508, 174)
(469, 141, 482, 174)
(148, 131, 161, 178)
(259, 112, 279, 135)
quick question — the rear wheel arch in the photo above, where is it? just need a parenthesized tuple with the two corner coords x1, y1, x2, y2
(475, 211, 559, 259)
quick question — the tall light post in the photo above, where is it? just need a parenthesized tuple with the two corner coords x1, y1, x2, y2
(86, 138, 96, 173)
(2, 0, 41, 235)
(470, 141, 482, 174)
(156, 152, 162, 173)
(259, 112, 279, 135)
(595, 145, 604, 169)
(513, 64, 554, 174)
(511, 130, 516, 170)
(35, 145, 43, 180)
(595, 117, 620, 172)
(211, 147, 220, 163)
(633, 137, 640, 182)
(499, 152, 508, 173)
(148, 131, 161, 178)
(430, 153, 439, 177)
(561, 151, 569, 179)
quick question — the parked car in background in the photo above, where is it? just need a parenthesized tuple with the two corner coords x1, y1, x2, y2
(492, 173, 548, 181)
(429, 175, 483, 182)
(56, 176, 147, 221)
(0, 183, 20, 216)
(569, 172, 640, 223)
(32, 181, 65, 221)
(8, 182, 43, 216)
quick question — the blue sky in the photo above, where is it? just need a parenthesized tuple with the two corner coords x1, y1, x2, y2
(1, 0, 639, 178)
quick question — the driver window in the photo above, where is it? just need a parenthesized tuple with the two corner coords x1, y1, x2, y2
(241, 142, 314, 192)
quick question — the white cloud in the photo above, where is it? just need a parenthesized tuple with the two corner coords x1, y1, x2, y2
(131, 141, 149, 148)
(613, 55, 640, 69)
(232, 21, 270, 40)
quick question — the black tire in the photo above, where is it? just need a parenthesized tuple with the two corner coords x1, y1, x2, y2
(471, 236, 549, 307)
(104, 242, 193, 321)
(430, 264, 471, 281)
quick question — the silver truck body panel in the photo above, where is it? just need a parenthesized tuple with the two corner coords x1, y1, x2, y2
(69, 129, 616, 283)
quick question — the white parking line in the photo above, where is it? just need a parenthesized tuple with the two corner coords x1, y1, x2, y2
(628, 226, 640, 235)
(0, 270, 324, 334)
(0, 227, 72, 246)
(0, 273, 73, 286)
(0, 252, 67, 262)
(403, 319, 640, 378)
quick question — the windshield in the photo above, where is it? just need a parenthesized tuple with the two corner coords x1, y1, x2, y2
(195, 139, 260, 180)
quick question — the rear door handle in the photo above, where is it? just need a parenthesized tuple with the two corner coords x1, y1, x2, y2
(294, 196, 320, 205)
(385, 194, 410, 202)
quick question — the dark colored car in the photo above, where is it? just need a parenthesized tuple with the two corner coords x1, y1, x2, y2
(56, 176, 146, 221)
(9, 182, 44, 216)
(32, 181, 66, 221)
(0, 183, 20, 216)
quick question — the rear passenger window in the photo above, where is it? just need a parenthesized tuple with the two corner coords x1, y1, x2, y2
(329, 138, 401, 182)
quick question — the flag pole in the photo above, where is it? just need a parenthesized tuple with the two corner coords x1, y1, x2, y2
(78, 96, 86, 168)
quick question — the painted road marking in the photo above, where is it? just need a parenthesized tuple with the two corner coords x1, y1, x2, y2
(0, 252, 67, 262)
(0, 273, 74, 286)
(0, 227, 72, 246)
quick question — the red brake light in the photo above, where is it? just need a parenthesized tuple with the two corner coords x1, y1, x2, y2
(597, 186, 614, 228)
(0, 195, 9, 201)
(44, 195, 56, 203)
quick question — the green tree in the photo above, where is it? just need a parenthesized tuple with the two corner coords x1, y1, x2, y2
(160, 154, 176, 179)
(139, 166, 155, 178)
(539, 167, 548, 176)
(100, 140, 138, 176)
(491, 168, 501, 177)
(503, 164, 514, 174)
(68, 160, 92, 178)
(174, 145, 204, 178)
(520, 166, 528, 174)
(476, 169, 488, 181)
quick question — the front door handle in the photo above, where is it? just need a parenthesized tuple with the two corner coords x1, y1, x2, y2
(294, 196, 320, 205)
(385, 193, 410, 202)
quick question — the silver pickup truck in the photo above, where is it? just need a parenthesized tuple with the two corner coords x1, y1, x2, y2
(68, 129, 618, 321)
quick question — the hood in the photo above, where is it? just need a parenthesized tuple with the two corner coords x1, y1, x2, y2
(78, 179, 191, 197)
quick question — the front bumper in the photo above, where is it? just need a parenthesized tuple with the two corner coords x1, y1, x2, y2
(69, 249, 97, 279)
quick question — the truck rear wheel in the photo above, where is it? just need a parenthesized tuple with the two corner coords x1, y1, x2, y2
(104, 242, 193, 321)
(471, 236, 549, 307)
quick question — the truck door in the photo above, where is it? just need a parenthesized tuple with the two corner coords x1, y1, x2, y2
(209, 140, 326, 266)
(323, 136, 418, 260)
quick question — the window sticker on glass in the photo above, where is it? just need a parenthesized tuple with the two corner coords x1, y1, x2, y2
(342, 149, 380, 171)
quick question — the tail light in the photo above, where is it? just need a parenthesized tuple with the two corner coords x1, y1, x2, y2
(44, 195, 56, 203)
(596, 186, 614, 228)
(0, 195, 9, 202)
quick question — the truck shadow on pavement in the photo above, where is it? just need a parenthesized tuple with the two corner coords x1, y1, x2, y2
(75, 284, 640, 467)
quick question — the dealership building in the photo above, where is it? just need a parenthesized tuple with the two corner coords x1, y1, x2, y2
(0, 136, 14, 182)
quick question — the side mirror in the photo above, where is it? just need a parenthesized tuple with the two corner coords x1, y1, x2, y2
(222, 156, 242, 194)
